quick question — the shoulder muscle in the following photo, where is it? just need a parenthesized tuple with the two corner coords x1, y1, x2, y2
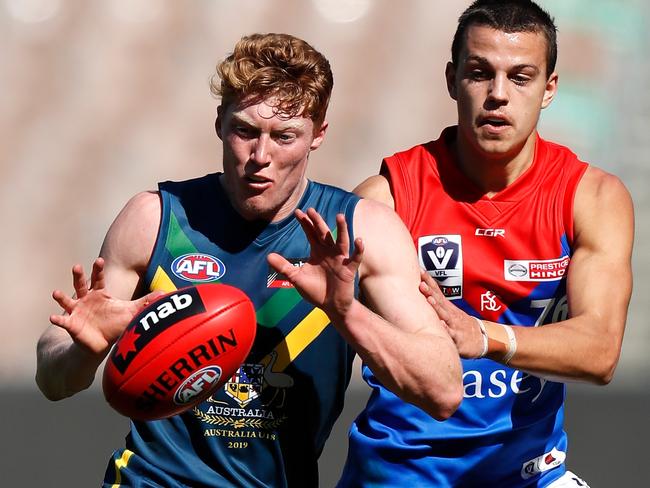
(353, 198, 419, 285)
(574, 167, 634, 253)
(99, 191, 161, 299)
(353, 175, 394, 209)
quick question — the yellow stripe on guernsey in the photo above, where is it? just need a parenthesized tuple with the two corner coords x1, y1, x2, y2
(150, 266, 178, 293)
(260, 307, 330, 371)
(147, 266, 330, 372)
(111, 449, 135, 488)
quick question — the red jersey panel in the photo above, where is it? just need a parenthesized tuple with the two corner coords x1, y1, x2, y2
(385, 127, 587, 325)
(339, 127, 589, 487)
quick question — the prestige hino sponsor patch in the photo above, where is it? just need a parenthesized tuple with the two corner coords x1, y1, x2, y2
(504, 256, 570, 282)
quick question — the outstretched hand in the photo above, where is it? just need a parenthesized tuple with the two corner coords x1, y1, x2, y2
(50, 258, 162, 357)
(267, 208, 363, 321)
(419, 270, 484, 358)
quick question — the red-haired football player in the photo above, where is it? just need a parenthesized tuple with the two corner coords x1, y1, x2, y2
(36, 33, 462, 487)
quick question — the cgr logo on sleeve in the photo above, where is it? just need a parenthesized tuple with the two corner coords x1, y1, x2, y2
(418, 235, 463, 299)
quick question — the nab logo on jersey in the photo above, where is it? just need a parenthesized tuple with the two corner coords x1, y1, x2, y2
(172, 253, 226, 282)
(418, 235, 463, 299)
(267, 258, 308, 288)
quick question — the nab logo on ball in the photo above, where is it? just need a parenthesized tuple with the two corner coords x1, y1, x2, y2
(172, 253, 225, 282)
(173, 366, 223, 405)
(111, 287, 206, 374)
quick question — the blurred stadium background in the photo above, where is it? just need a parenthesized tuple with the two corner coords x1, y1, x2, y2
(1, 0, 648, 486)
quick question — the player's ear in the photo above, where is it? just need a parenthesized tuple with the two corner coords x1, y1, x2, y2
(541, 72, 559, 110)
(310, 120, 328, 151)
(445, 61, 458, 101)
(215, 105, 223, 140)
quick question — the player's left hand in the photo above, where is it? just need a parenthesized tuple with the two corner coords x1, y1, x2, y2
(419, 270, 484, 359)
(49, 258, 164, 357)
(267, 208, 363, 321)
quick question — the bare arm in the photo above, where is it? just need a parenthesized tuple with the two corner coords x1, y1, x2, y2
(509, 167, 633, 382)
(35, 191, 161, 400)
(268, 202, 462, 419)
(420, 167, 634, 384)
(352, 199, 462, 417)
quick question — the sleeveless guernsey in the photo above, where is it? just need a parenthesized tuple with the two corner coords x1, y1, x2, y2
(339, 127, 588, 487)
(103, 173, 360, 488)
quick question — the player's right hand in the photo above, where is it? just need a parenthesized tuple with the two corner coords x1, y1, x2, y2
(49, 258, 160, 357)
(267, 208, 363, 323)
(419, 270, 485, 359)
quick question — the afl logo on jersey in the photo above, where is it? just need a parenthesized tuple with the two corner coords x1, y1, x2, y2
(171, 253, 226, 282)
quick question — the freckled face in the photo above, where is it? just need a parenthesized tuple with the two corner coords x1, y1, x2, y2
(446, 25, 557, 160)
(216, 99, 327, 222)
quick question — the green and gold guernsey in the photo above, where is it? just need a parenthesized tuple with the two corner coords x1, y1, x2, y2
(103, 173, 360, 488)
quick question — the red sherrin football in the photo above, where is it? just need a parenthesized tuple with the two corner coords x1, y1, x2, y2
(102, 284, 256, 421)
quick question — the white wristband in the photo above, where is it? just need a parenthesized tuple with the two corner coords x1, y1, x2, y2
(473, 317, 488, 359)
(501, 324, 517, 365)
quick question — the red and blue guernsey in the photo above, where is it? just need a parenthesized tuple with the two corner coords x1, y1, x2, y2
(339, 127, 588, 487)
(102, 173, 360, 488)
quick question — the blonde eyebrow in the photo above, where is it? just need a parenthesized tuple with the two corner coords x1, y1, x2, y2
(229, 112, 256, 126)
(275, 120, 306, 131)
(230, 112, 306, 131)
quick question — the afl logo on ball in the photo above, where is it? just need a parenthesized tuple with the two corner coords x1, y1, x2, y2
(172, 253, 226, 282)
(173, 366, 223, 405)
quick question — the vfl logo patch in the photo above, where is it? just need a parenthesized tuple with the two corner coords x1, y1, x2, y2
(418, 235, 463, 299)
(267, 258, 308, 288)
(172, 253, 225, 282)
(521, 447, 566, 479)
(504, 256, 570, 282)
(111, 287, 207, 374)
(173, 366, 223, 405)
